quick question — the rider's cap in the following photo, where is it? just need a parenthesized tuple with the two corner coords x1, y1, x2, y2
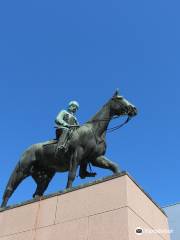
(68, 101, 79, 109)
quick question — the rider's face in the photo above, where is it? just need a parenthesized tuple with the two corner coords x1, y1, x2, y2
(69, 104, 78, 113)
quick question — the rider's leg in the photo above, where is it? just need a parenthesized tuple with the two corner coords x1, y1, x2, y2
(55, 128, 62, 140)
(57, 128, 69, 150)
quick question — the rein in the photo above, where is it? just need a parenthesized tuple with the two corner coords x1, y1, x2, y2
(107, 116, 131, 133)
(88, 115, 132, 133)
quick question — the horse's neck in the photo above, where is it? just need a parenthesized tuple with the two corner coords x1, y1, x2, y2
(88, 103, 111, 138)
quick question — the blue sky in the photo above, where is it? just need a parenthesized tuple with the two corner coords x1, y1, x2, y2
(0, 0, 179, 207)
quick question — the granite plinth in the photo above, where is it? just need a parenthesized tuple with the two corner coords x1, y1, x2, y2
(0, 172, 170, 240)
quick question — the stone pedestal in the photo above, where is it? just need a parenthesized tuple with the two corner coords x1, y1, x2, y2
(0, 172, 170, 240)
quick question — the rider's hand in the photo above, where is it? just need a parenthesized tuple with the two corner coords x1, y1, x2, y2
(70, 124, 79, 128)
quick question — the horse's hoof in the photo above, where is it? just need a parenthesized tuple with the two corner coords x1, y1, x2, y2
(79, 171, 97, 179)
(79, 175, 86, 179)
(87, 172, 97, 177)
(90, 172, 97, 177)
(33, 195, 42, 200)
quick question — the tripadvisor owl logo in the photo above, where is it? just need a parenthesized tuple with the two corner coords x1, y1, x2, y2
(135, 227, 144, 235)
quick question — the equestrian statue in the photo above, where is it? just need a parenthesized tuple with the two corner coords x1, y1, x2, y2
(55, 100, 80, 152)
(1, 89, 137, 207)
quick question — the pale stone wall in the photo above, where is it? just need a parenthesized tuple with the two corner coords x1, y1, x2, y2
(0, 173, 170, 240)
(164, 203, 180, 240)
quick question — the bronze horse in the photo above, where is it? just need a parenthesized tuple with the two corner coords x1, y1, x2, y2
(1, 90, 137, 207)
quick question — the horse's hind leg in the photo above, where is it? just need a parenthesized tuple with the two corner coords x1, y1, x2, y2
(32, 170, 55, 198)
(91, 155, 121, 174)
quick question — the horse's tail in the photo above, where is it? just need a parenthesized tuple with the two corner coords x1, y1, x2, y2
(1, 146, 36, 208)
(1, 161, 27, 207)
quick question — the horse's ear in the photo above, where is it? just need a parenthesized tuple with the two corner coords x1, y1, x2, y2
(113, 89, 119, 98)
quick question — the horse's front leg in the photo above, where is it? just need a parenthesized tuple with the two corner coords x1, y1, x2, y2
(79, 161, 97, 179)
(91, 155, 121, 174)
(66, 148, 82, 189)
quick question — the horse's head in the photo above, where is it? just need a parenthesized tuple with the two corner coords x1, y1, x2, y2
(109, 89, 137, 117)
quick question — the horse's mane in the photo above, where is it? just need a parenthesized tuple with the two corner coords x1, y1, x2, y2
(86, 99, 111, 123)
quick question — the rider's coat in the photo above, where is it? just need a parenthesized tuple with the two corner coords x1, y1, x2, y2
(55, 109, 78, 129)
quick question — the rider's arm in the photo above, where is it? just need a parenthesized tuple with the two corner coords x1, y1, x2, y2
(55, 110, 69, 127)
